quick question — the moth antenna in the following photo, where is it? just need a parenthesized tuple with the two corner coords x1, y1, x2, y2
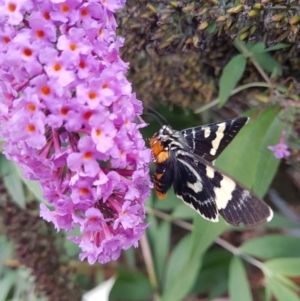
(143, 112, 164, 126)
(146, 106, 170, 126)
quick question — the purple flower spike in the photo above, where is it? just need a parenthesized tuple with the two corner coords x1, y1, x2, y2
(268, 130, 291, 159)
(0, 0, 152, 264)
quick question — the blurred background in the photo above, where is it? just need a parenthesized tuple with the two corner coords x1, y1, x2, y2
(1, 0, 300, 300)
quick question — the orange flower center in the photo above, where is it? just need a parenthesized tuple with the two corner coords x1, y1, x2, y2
(41, 86, 51, 96)
(27, 124, 36, 133)
(80, 188, 89, 195)
(61, 4, 70, 13)
(84, 152, 93, 160)
(27, 103, 36, 111)
(96, 129, 102, 137)
(60, 107, 69, 116)
(83, 111, 93, 120)
(43, 11, 50, 20)
(89, 91, 97, 100)
(8, 3, 16, 12)
(23, 48, 33, 57)
(79, 61, 86, 69)
(3, 36, 10, 44)
(81, 8, 88, 17)
(36, 30, 45, 38)
(70, 43, 77, 51)
(53, 63, 62, 72)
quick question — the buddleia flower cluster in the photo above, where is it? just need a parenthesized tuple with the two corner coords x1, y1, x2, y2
(0, 0, 152, 264)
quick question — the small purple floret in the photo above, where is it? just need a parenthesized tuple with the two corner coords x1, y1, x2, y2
(268, 130, 291, 159)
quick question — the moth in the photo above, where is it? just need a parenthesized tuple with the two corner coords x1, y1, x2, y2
(150, 117, 273, 227)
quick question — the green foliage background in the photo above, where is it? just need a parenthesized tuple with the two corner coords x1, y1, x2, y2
(1, 2, 300, 301)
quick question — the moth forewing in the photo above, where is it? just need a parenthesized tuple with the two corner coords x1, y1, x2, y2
(181, 117, 249, 162)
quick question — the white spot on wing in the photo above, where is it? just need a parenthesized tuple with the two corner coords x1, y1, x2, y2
(192, 129, 195, 150)
(187, 181, 203, 193)
(210, 122, 226, 156)
(240, 190, 250, 206)
(204, 127, 210, 138)
(206, 165, 215, 179)
(267, 208, 274, 222)
(214, 176, 236, 210)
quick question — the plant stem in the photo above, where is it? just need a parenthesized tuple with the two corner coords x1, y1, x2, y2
(234, 39, 272, 86)
(140, 234, 159, 299)
(146, 207, 265, 270)
(194, 81, 270, 114)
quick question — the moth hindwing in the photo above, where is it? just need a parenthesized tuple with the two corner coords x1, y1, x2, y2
(150, 117, 273, 227)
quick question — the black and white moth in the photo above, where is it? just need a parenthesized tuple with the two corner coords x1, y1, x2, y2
(150, 117, 273, 227)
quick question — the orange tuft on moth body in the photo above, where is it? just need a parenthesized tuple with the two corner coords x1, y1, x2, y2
(149, 136, 163, 158)
(150, 134, 169, 199)
(150, 136, 169, 163)
(157, 151, 169, 163)
(155, 189, 167, 199)
(155, 173, 164, 180)
(154, 176, 168, 199)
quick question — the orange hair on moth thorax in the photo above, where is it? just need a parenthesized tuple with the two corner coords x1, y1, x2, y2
(150, 136, 169, 163)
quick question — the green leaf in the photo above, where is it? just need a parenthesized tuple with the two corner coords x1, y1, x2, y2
(265, 212, 300, 229)
(162, 217, 226, 301)
(64, 228, 80, 257)
(14, 165, 46, 204)
(240, 235, 300, 259)
(153, 189, 181, 211)
(218, 54, 247, 107)
(109, 267, 153, 301)
(64, 242, 80, 257)
(192, 249, 231, 297)
(216, 106, 280, 190)
(265, 285, 272, 301)
(265, 258, 300, 277)
(229, 256, 253, 301)
(172, 203, 196, 219)
(163, 234, 200, 301)
(0, 155, 25, 208)
(146, 214, 158, 254)
(253, 116, 284, 197)
(206, 21, 217, 34)
(163, 235, 190, 289)
(233, 40, 252, 55)
(253, 52, 282, 76)
(266, 274, 300, 301)
(3, 173, 25, 208)
(189, 214, 226, 258)
(124, 248, 136, 269)
(0, 271, 15, 301)
(0, 237, 13, 277)
(251, 42, 290, 53)
(154, 220, 171, 284)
